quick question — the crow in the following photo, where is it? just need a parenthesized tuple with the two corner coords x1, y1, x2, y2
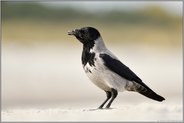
(68, 27, 165, 109)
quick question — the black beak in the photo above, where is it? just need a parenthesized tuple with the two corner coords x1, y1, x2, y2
(68, 28, 84, 43)
(67, 29, 79, 36)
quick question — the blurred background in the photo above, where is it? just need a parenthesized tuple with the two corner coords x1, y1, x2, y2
(1, 1, 182, 114)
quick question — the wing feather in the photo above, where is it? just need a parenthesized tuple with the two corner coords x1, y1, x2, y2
(100, 53, 165, 101)
(100, 53, 146, 86)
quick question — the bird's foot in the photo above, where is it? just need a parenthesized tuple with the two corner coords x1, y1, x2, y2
(104, 107, 113, 110)
(97, 107, 114, 110)
(98, 106, 103, 109)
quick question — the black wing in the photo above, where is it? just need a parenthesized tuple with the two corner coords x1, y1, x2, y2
(100, 53, 144, 84)
(100, 53, 165, 101)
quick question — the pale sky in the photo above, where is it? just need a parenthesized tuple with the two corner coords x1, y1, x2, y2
(42, 1, 183, 16)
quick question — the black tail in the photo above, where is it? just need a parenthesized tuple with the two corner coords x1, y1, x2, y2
(138, 89, 165, 102)
(128, 82, 165, 102)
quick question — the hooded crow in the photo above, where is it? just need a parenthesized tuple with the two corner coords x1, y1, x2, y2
(68, 27, 165, 109)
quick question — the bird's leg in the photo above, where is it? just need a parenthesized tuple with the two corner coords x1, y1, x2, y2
(105, 88, 118, 109)
(98, 91, 111, 109)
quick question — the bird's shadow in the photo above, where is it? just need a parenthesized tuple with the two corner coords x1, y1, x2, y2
(82, 108, 115, 112)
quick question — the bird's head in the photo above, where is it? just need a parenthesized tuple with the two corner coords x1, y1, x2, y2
(68, 27, 101, 44)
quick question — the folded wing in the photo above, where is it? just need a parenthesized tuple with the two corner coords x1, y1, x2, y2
(100, 53, 165, 101)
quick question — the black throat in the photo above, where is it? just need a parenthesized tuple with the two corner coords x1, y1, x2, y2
(82, 40, 96, 67)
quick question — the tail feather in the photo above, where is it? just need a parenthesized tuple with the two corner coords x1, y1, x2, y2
(126, 81, 165, 102)
(138, 88, 165, 102)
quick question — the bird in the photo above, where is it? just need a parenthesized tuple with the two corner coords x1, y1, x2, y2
(68, 27, 165, 109)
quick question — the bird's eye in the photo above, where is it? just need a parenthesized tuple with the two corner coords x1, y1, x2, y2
(80, 30, 85, 34)
(79, 30, 86, 38)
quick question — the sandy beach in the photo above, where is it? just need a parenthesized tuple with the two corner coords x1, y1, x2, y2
(2, 102, 182, 122)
